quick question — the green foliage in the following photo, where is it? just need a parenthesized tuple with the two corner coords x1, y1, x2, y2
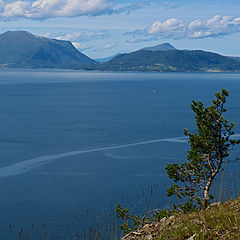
(83, 50, 240, 72)
(116, 89, 240, 235)
(117, 198, 240, 239)
(166, 89, 240, 208)
(158, 198, 240, 240)
(116, 200, 198, 234)
(115, 203, 141, 234)
(172, 200, 199, 214)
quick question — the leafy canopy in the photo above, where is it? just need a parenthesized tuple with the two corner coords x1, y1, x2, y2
(166, 89, 240, 208)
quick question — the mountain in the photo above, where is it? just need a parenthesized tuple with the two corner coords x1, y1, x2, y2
(0, 31, 95, 68)
(86, 49, 240, 72)
(229, 56, 240, 62)
(95, 53, 121, 62)
(141, 43, 176, 51)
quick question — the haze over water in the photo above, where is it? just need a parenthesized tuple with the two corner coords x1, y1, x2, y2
(0, 70, 240, 239)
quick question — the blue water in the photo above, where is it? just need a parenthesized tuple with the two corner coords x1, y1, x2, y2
(0, 70, 240, 239)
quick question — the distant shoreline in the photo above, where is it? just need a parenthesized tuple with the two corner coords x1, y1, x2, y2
(0, 67, 240, 74)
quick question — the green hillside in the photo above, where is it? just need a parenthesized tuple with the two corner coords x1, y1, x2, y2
(86, 50, 240, 72)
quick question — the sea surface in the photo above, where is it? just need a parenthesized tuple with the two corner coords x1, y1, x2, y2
(0, 70, 240, 239)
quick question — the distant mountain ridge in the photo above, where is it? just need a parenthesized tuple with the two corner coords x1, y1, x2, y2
(94, 53, 122, 62)
(141, 43, 176, 51)
(85, 48, 240, 72)
(0, 31, 95, 68)
(0, 32, 240, 72)
(229, 56, 240, 62)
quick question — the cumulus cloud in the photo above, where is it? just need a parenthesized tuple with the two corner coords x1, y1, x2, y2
(72, 42, 89, 51)
(148, 18, 186, 39)
(42, 30, 110, 51)
(187, 15, 240, 38)
(53, 31, 110, 42)
(147, 15, 240, 39)
(0, 0, 111, 18)
(0, 0, 148, 19)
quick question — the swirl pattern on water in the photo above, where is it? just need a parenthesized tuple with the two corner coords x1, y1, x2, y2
(0, 136, 187, 178)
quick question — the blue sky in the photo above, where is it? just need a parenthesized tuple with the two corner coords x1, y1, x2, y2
(0, 0, 240, 58)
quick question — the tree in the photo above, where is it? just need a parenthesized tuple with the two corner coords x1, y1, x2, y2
(166, 89, 240, 209)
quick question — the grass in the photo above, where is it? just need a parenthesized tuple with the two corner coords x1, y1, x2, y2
(14, 208, 121, 240)
(157, 198, 240, 240)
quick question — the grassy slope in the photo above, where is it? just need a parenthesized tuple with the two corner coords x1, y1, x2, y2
(123, 198, 240, 240)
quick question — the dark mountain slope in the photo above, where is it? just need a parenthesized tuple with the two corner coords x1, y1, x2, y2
(0, 31, 95, 68)
(229, 56, 240, 62)
(88, 50, 240, 72)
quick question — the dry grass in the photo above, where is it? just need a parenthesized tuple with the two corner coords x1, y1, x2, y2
(157, 198, 240, 240)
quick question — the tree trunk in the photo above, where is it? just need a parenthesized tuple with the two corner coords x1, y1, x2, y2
(202, 181, 212, 209)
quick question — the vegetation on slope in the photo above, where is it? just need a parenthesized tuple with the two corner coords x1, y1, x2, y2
(85, 50, 240, 72)
(122, 198, 240, 240)
(118, 89, 240, 240)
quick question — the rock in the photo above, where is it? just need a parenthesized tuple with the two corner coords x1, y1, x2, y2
(166, 216, 175, 225)
(187, 233, 196, 240)
(132, 231, 143, 236)
(155, 222, 162, 228)
(145, 235, 153, 240)
(160, 217, 167, 224)
(142, 224, 151, 234)
(122, 233, 131, 240)
(208, 202, 221, 208)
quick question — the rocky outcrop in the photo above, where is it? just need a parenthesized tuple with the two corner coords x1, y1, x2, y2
(122, 215, 176, 240)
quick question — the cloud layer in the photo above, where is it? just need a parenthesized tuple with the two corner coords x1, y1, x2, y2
(53, 31, 110, 42)
(0, 0, 111, 19)
(0, 0, 149, 19)
(42, 30, 111, 50)
(147, 15, 240, 39)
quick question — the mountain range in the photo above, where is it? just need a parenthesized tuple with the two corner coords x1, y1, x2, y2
(0, 31, 240, 72)
(0, 31, 95, 68)
(141, 43, 176, 52)
(88, 48, 240, 72)
(94, 53, 122, 63)
(230, 57, 240, 62)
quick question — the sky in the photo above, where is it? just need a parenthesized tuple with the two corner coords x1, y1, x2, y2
(0, 0, 240, 59)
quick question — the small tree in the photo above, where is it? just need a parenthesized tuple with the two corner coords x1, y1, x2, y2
(166, 89, 240, 209)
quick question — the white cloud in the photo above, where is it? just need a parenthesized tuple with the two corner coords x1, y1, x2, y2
(147, 15, 240, 39)
(45, 36, 90, 51)
(0, 0, 148, 19)
(72, 42, 88, 51)
(126, 38, 138, 43)
(148, 18, 186, 39)
(0, 0, 111, 19)
(51, 31, 110, 42)
(55, 32, 82, 41)
(188, 15, 240, 38)
(54, 0, 111, 17)
(2, 1, 30, 17)
(104, 43, 116, 49)
(41, 31, 52, 38)
(41, 30, 110, 51)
